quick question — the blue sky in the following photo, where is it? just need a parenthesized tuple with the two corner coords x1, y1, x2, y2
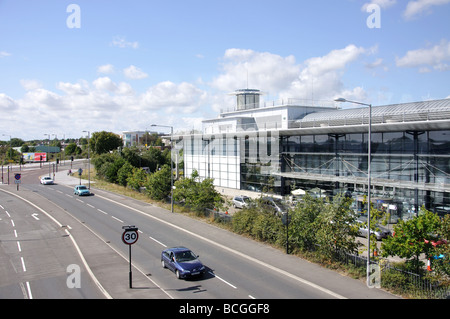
(1, 0, 449, 140)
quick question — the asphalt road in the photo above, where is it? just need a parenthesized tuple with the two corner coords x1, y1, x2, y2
(0, 161, 400, 300)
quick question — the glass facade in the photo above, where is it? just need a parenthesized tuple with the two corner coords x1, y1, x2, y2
(281, 130, 450, 220)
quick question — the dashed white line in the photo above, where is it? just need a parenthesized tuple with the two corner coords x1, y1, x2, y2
(97, 209, 107, 215)
(149, 236, 167, 247)
(209, 272, 237, 289)
(17, 241, 22, 252)
(21, 257, 27, 272)
(86, 204, 95, 208)
(111, 215, 124, 223)
(25, 282, 33, 299)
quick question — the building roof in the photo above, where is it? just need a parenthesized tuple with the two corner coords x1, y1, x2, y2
(297, 98, 450, 124)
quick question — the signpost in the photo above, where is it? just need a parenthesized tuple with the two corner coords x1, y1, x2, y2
(78, 168, 83, 185)
(14, 173, 21, 190)
(122, 225, 139, 288)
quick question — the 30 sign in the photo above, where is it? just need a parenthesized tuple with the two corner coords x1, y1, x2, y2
(122, 227, 139, 245)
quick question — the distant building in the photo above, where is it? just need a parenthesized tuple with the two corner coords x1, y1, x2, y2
(122, 130, 158, 147)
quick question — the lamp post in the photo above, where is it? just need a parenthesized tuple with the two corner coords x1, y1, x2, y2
(2, 134, 11, 184)
(335, 97, 373, 287)
(151, 124, 174, 213)
(82, 130, 90, 189)
(44, 134, 51, 177)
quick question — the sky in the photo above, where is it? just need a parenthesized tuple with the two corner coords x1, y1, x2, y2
(1, 0, 450, 141)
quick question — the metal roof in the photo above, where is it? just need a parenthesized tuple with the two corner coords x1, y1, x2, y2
(297, 98, 450, 123)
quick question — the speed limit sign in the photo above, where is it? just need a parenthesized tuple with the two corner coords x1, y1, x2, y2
(122, 227, 139, 245)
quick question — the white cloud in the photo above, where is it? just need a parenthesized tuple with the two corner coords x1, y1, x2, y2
(97, 64, 115, 74)
(362, 0, 397, 11)
(396, 39, 450, 71)
(57, 81, 88, 95)
(211, 46, 368, 106)
(403, 0, 450, 19)
(0, 51, 11, 58)
(212, 49, 300, 93)
(123, 65, 148, 80)
(111, 36, 139, 49)
(139, 81, 207, 112)
(0, 93, 17, 111)
(20, 79, 43, 91)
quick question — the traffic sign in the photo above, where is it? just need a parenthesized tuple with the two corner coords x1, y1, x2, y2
(122, 228, 139, 245)
(14, 173, 21, 180)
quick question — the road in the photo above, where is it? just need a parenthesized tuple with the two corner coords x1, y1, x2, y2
(0, 161, 399, 300)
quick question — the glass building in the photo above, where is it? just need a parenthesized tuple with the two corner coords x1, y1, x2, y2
(179, 91, 450, 221)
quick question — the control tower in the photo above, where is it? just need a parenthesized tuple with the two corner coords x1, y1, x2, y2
(232, 89, 262, 111)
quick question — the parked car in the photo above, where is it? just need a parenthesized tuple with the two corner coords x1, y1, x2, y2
(232, 195, 251, 209)
(40, 176, 54, 185)
(356, 216, 391, 240)
(74, 185, 90, 196)
(259, 197, 288, 216)
(161, 247, 205, 279)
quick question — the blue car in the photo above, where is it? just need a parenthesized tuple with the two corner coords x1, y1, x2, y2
(161, 247, 205, 279)
(74, 185, 90, 196)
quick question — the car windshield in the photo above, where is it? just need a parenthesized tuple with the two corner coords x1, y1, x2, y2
(79, 186, 87, 190)
(175, 250, 197, 262)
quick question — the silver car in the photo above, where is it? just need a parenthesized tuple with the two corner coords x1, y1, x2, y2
(232, 196, 251, 209)
(356, 216, 392, 240)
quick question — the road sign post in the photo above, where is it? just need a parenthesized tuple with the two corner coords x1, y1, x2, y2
(122, 225, 139, 288)
(14, 173, 21, 191)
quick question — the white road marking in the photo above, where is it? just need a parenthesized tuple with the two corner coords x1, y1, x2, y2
(21, 257, 26, 272)
(209, 272, 237, 289)
(25, 282, 33, 299)
(149, 236, 167, 247)
(111, 215, 124, 223)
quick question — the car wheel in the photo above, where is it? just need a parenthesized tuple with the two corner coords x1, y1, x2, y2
(176, 270, 181, 279)
(161, 260, 166, 268)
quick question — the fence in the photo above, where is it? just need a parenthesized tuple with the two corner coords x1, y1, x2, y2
(334, 249, 449, 299)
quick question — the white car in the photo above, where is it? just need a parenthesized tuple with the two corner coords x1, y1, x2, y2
(40, 176, 54, 185)
(232, 196, 251, 208)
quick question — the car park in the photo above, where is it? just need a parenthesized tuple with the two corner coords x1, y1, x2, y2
(356, 216, 391, 240)
(40, 176, 54, 185)
(259, 197, 288, 216)
(74, 185, 90, 196)
(161, 247, 205, 279)
(232, 195, 251, 208)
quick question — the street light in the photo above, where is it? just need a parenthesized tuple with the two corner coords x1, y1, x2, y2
(335, 97, 373, 287)
(151, 124, 174, 213)
(82, 131, 90, 189)
(44, 133, 51, 177)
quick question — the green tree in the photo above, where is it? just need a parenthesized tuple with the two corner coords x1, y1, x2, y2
(145, 165, 171, 200)
(65, 142, 81, 155)
(289, 193, 323, 251)
(90, 131, 122, 155)
(381, 209, 442, 273)
(433, 214, 449, 276)
(117, 161, 134, 186)
(314, 194, 360, 260)
(173, 170, 223, 213)
(127, 167, 148, 191)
